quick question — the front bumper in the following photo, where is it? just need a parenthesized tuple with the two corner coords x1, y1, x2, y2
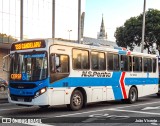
(8, 90, 49, 106)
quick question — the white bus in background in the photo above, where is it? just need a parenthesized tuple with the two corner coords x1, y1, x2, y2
(3, 38, 159, 110)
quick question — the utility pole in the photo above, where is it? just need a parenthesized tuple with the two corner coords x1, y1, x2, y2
(141, 0, 146, 53)
(78, 0, 81, 44)
(20, 0, 23, 40)
(52, 0, 55, 38)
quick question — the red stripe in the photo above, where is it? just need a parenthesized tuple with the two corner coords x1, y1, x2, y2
(120, 72, 127, 99)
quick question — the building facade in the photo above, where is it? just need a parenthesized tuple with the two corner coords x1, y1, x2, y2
(0, 44, 10, 80)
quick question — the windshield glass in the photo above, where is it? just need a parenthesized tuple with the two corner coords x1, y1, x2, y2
(10, 51, 48, 81)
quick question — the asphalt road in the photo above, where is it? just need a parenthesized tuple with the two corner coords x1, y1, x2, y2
(1, 94, 160, 126)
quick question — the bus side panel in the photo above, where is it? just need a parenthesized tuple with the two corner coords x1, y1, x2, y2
(106, 86, 115, 100)
(48, 88, 65, 105)
(142, 84, 158, 97)
(142, 73, 159, 97)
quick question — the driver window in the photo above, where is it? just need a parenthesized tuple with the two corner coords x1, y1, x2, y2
(50, 53, 69, 83)
(50, 54, 69, 73)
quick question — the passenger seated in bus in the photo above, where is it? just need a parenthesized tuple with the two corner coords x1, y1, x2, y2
(56, 64, 61, 72)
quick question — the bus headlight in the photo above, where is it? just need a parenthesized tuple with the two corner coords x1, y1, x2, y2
(35, 87, 47, 98)
(40, 88, 46, 94)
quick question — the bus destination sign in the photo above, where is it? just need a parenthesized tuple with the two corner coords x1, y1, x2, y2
(11, 40, 46, 51)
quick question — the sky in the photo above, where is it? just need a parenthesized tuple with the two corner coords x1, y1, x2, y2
(1, 0, 160, 42)
(84, 0, 160, 41)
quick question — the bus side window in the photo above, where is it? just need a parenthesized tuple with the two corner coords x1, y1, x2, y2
(54, 54, 69, 73)
(50, 53, 69, 83)
(129, 56, 132, 71)
(91, 51, 105, 70)
(153, 58, 157, 73)
(107, 53, 113, 70)
(73, 49, 89, 70)
(59, 55, 69, 73)
(50, 54, 55, 72)
(120, 55, 129, 71)
(133, 57, 142, 72)
(107, 53, 119, 71)
(113, 54, 119, 71)
(143, 58, 152, 72)
(50, 54, 69, 73)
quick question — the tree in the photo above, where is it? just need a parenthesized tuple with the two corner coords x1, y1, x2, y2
(0, 33, 17, 43)
(115, 9, 160, 54)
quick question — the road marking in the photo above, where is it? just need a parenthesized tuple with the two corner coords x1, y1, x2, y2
(1, 100, 160, 118)
(55, 109, 111, 117)
(108, 108, 160, 116)
(113, 101, 160, 109)
(55, 101, 160, 117)
(142, 106, 160, 110)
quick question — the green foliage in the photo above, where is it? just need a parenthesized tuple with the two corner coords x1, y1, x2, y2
(115, 9, 160, 53)
(0, 33, 17, 43)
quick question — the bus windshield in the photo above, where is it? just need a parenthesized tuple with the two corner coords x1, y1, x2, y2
(10, 51, 48, 81)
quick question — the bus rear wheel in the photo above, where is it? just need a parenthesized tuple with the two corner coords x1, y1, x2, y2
(39, 105, 50, 109)
(67, 90, 83, 111)
(128, 87, 138, 103)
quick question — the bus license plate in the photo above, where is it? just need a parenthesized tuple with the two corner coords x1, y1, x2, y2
(18, 98, 24, 102)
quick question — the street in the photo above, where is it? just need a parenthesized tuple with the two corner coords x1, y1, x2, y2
(0, 94, 160, 126)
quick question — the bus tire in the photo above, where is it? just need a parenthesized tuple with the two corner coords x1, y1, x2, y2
(157, 93, 160, 97)
(67, 90, 83, 111)
(39, 105, 50, 109)
(128, 87, 138, 104)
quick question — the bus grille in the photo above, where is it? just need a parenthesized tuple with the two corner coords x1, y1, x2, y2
(10, 94, 34, 102)
(10, 83, 37, 89)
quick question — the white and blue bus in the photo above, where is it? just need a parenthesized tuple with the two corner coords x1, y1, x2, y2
(4, 38, 159, 110)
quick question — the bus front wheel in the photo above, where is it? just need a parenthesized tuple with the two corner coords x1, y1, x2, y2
(67, 90, 83, 111)
(128, 87, 138, 104)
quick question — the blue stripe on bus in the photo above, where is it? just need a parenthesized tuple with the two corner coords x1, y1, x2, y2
(125, 78, 158, 85)
(9, 72, 158, 100)
(49, 72, 158, 100)
(50, 77, 158, 88)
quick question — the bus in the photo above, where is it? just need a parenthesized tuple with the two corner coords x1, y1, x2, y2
(157, 56, 160, 96)
(3, 38, 159, 110)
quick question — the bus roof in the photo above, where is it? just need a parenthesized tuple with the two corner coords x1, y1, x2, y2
(11, 38, 157, 58)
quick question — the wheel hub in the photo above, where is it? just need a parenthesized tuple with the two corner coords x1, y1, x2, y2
(73, 95, 81, 106)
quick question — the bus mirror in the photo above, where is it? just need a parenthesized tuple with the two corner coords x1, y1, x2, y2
(3, 54, 10, 72)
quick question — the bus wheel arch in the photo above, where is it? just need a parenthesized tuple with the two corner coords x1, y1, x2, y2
(128, 86, 138, 103)
(67, 87, 87, 111)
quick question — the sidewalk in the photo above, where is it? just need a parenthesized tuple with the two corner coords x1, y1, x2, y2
(0, 90, 8, 103)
